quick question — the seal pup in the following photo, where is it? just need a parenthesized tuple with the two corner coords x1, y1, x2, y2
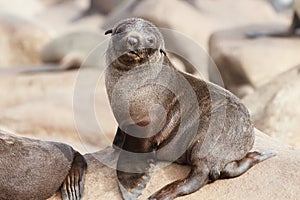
(105, 18, 275, 200)
(0, 130, 87, 200)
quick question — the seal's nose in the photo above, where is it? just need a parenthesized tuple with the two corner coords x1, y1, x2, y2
(127, 36, 139, 47)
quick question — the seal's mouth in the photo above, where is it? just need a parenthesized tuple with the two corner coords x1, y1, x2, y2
(126, 48, 157, 58)
(117, 48, 158, 66)
(128, 50, 140, 57)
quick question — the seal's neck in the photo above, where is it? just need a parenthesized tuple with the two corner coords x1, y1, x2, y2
(105, 51, 163, 95)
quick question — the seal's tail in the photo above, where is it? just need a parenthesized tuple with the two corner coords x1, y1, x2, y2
(61, 151, 87, 200)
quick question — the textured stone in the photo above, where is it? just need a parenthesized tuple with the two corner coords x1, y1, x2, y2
(0, 13, 51, 67)
(243, 65, 300, 148)
(40, 31, 108, 69)
(209, 25, 300, 97)
(0, 70, 116, 151)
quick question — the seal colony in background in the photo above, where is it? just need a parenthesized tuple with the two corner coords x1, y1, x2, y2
(105, 18, 275, 200)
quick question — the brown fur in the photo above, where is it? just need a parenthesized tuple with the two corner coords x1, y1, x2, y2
(0, 130, 86, 200)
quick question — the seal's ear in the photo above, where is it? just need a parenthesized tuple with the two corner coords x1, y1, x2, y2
(160, 49, 166, 56)
(105, 29, 113, 35)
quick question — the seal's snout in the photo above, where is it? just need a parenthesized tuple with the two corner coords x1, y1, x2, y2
(127, 36, 139, 48)
(107, 18, 165, 66)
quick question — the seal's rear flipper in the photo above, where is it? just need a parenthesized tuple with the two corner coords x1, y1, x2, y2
(220, 151, 276, 179)
(61, 151, 87, 200)
(148, 165, 210, 200)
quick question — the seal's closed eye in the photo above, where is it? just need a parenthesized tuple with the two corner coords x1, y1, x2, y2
(115, 25, 126, 34)
(160, 49, 166, 56)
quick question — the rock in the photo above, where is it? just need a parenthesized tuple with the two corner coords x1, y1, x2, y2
(0, 71, 76, 110)
(40, 31, 108, 69)
(0, 0, 95, 36)
(0, 0, 45, 18)
(209, 25, 300, 97)
(33, 0, 104, 35)
(0, 13, 51, 67)
(82, 0, 124, 16)
(38, 0, 74, 5)
(103, 0, 287, 37)
(268, 0, 294, 12)
(0, 70, 117, 151)
(49, 129, 300, 200)
(295, 0, 300, 16)
(102, 0, 288, 79)
(243, 65, 300, 148)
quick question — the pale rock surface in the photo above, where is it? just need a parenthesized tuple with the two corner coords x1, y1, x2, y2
(82, 0, 124, 15)
(0, 13, 51, 67)
(0, 0, 45, 18)
(49, 129, 300, 200)
(0, 70, 117, 151)
(0, 0, 104, 36)
(38, 0, 74, 5)
(243, 65, 300, 148)
(209, 25, 300, 97)
(34, 0, 105, 35)
(40, 31, 108, 69)
(295, 0, 300, 16)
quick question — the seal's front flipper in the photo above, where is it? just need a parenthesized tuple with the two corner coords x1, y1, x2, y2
(116, 133, 157, 200)
(117, 170, 153, 200)
(117, 149, 156, 200)
(61, 151, 87, 200)
(113, 127, 125, 149)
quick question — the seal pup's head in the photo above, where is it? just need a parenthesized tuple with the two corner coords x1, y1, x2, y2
(105, 18, 166, 68)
